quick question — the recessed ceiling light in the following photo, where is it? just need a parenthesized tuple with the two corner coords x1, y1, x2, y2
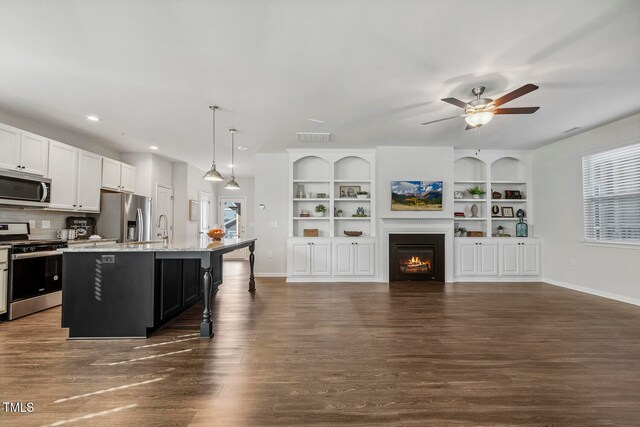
(309, 118, 325, 123)
(86, 115, 100, 122)
(149, 146, 158, 150)
(237, 145, 248, 151)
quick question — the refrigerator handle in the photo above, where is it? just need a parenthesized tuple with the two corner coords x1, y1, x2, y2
(136, 208, 144, 242)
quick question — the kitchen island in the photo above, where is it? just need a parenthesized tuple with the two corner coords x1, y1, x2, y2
(59, 238, 256, 339)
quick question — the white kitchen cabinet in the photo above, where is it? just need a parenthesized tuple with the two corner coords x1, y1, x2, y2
(455, 239, 498, 277)
(20, 132, 48, 175)
(47, 141, 102, 212)
(0, 124, 48, 175)
(77, 150, 102, 212)
(48, 140, 78, 210)
(288, 240, 331, 277)
(500, 240, 541, 276)
(0, 123, 21, 171)
(332, 240, 375, 276)
(120, 163, 136, 193)
(101, 158, 136, 193)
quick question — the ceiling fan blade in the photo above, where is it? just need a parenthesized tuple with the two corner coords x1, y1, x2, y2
(421, 115, 463, 125)
(441, 97, 471, 109)
(491, 84, 539, 107)
(494, 107, 540, 114)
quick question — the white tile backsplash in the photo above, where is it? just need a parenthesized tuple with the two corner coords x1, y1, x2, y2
(0, 207, 90, 239)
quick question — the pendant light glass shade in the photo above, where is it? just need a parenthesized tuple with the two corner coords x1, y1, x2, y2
(225, 128, 241, 190)
(204, 105, 224, 181)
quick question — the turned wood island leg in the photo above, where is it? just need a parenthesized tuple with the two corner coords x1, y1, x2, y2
(249, 241, 256, 292)
(200, 255, 214, 338)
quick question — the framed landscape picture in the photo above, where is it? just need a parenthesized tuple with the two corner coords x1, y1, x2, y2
(391, 181, 443, 211)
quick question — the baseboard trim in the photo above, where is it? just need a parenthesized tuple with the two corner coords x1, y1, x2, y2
(452, 276, 542, 283)
(286, 276, 383, 283)
(543, 277, 640, 307)
(254, 272, 286, 278)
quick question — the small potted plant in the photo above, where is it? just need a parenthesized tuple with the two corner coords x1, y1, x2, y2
(497, 225, 505, 236)
(467, 185, 486, 199)
(455, 227, 467, 237)
(314, 204, 326, 217)
(356, 191, 369, 200)
(336, 209, 343, 217)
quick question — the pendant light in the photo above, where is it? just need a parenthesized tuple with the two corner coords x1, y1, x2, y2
(203, 105, 224, 181)
(225, 128, 240, 190)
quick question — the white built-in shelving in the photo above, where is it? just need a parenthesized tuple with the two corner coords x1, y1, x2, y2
(453, 151, 532, 238)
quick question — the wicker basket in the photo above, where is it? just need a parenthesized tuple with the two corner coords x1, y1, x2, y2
(344, 231, 363, 237)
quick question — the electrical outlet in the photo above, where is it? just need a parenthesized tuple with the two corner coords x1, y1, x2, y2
(569, 257, 576, 266)
(29, 220, 36, 229)
(269, 221, 278, 228)
(42, 220, 51, 229)
(267, 250, 273, 258)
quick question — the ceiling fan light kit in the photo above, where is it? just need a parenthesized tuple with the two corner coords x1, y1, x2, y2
(422, 84, 540, 130)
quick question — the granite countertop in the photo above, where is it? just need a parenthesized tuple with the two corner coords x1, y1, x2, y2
(66, 238, 118, 245)
(0, 244, 10, 250)
(59, 237, 256, 253)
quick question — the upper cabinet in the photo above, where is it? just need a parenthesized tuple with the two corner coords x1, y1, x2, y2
(47, 141, 102, 212)
(101, 158, 136, 193)
(0, 123, 48, 175)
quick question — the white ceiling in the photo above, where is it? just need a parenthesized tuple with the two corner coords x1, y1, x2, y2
(1, 0, 639, 177)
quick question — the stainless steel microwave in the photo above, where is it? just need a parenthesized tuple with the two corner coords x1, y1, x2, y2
(0, 170, 51, 207)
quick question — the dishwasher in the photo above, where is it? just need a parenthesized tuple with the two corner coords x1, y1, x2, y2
(0, 247, 8, 315)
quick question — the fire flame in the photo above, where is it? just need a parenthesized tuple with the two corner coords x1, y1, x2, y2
(404, 256, 431, 270)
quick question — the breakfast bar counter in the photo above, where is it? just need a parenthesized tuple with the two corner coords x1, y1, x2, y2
(59, 238, 256, 339)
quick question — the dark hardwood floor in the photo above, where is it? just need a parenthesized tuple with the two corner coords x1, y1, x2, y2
(1, 262, 639, 426)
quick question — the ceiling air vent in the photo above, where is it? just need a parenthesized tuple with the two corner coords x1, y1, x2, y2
(296, 132, 331, 143)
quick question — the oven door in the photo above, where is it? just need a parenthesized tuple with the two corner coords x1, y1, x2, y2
(10, 251, 63, 301)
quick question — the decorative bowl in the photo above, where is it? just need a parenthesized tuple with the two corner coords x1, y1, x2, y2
(344, 231, 363, 237)
(207, 230, 225, 240)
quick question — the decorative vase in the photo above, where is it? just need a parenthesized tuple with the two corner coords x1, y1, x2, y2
(470, 204, 479, 218)
(472, 194, 480, 199)
(313, 212, 324, 217)
(356, 194, 368, 199)
(516, 217, 528, 237)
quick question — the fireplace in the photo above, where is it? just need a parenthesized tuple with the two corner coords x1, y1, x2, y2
(389, 234, 445, 282)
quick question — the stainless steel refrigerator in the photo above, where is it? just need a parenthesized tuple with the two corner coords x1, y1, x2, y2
(96, 192, 152, 242)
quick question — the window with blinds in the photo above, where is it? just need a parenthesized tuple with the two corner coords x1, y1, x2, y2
(582, 142, 640, 244)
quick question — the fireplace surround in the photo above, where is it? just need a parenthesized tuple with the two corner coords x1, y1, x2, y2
(389, 233, 445, 282)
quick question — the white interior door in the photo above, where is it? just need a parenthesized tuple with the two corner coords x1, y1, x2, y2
(199, 191, 211, 246)
(156, 185, 174, 243)
(219, 196, 247, 260)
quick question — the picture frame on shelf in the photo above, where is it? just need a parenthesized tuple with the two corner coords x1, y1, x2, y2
(501, 206, 514, 218)
(340, 185, 360, 198)
(491, 205, 500, 217)
(505, 190, 523, 199)
(391, 181, 443, 211)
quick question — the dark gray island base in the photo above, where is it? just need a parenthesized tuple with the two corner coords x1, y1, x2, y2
(60, 238, 256, 339)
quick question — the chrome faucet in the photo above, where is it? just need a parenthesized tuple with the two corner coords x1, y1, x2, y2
(157, 214, 169, 243)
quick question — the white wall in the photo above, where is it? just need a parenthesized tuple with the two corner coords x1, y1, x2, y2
(376, 146, 454, 219)
(172, 162, 217, 244)
(254, 153, 289, 276)
(217, 177, 256, 238)
(532, 113, 640, 305)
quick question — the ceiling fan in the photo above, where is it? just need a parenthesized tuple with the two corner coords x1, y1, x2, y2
(422, 84, 540, 129)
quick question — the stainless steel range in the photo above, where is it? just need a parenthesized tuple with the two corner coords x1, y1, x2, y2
(0, 222, 67, 320)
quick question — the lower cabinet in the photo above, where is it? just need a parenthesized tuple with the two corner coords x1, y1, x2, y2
(332, 241, 375, 276)
(289, 241, 331, 276)
(499, 241, 541, 276)
(455, 239, 498, 276)
(455, 238, 541, 279)
(287, 238, 376, 280)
